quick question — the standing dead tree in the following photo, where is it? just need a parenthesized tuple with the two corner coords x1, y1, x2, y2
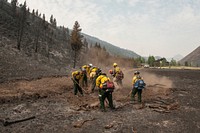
(16, 1, 27, 50)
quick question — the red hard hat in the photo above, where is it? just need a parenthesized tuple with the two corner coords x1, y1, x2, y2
(109, 69, 113, 74)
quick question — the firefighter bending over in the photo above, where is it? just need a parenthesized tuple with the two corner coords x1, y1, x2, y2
(72, 70, 84, 96)
(96, 72, 115, 112)
(80, 64, 93, 87)
(90, 66, 101, 93)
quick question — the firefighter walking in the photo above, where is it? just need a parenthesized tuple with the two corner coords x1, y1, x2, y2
(130, 71, 146, 103)
(110, 63, 124, 87)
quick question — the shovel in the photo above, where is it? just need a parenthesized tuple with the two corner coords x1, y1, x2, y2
(71, 78, 88, 94)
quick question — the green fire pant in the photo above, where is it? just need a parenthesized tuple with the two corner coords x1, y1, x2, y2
(98, 89, 114, 110)
(113, 77, 123, 87)
(131, 87, 142, 102)
(91, 75, 98, 92)
(73, 79, 83, 95)
(82, 73, 88, 87)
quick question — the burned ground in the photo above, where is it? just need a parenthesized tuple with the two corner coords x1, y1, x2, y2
(0, 68, 200, 133)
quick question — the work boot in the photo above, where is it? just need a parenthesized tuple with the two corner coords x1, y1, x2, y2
(130, 96, 135, 103)
(130, 95, 135, 101)
(100, 108, 106, 112)
(101, 109, 106, 112)
(110, 107, 116, 111)
(130, 100, 136, 104)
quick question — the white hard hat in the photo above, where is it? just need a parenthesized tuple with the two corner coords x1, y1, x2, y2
(134, 71, 140, 74)
(88, 64, 93, 67)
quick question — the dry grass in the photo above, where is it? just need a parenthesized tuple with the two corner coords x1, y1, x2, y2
(158, 66, 200, 70)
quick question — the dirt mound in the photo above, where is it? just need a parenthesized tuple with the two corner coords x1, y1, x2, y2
(0, 77, 69, 104)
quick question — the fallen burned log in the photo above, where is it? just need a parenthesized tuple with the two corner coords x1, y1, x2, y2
(146, 99, 179, 113)
(2, 116, 36, 126)
(147, 102, 179, 110)
(153, 99, 170, 105)
(166, 102, 179, 110)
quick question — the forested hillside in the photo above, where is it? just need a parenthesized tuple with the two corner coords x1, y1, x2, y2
(83, 34, 139, 58)
(0, 0, 140, 82)
(0, 0, 73, 82)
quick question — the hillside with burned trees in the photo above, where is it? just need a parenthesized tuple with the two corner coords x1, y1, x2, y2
(0, 0, 141, 83)
(1, 1, 200, 133)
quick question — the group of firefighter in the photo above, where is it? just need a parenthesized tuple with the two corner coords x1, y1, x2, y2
(71, 63, 146, 112)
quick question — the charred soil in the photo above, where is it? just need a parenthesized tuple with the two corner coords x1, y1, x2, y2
(0, 68, 200, 133)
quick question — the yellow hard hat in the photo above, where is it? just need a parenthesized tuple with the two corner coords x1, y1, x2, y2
(113, 63, 117, 67)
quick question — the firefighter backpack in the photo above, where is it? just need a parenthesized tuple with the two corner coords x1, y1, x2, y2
(102, 81, 115, 92)
(134, 79, 146, 90)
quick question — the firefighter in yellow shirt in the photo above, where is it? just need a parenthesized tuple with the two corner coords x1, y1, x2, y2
(96, 73, 115, 112)
(112, 63, 124, 86)
(72, 70, 84, 96)
(81, 64, 93, 87)
(90, 66, 101, 92)
(131, 71, 145, 103)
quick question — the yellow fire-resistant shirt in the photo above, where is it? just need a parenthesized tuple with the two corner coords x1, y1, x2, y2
(132, 75, 142, 85)
(89, 71, 96, 78)
(89, 67, 99, 78)
(96, 75, 110, 88)
(72, 71, 83, 80)
(90, 67, 98, 73)
(113, 66, 121, 77)
(82, 65, 91, 74)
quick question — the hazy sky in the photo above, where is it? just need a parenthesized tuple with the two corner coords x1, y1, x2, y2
(13, 0, 200, 58)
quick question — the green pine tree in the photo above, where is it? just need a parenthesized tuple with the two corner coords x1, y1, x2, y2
(70, 21, 83, 68)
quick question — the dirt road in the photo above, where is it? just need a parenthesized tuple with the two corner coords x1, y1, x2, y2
(0, 68, 200, 133)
